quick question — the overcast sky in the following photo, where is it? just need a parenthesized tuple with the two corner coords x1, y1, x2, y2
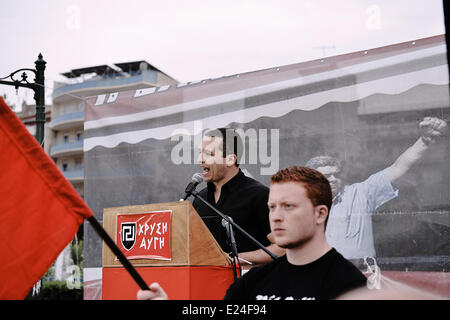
(0, 0, 446, 108)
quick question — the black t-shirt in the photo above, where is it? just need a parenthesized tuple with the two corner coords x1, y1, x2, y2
(224, 248, 367, 300)
(192, 169, 271, 253)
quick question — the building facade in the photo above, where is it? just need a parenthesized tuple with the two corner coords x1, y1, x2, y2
(50, 61, 178, 199)
(14, 101, 52, 152)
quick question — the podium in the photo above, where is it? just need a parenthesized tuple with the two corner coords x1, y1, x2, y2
(101, 200, 236, 300)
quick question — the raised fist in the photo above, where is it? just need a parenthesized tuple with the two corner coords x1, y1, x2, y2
(419, 117, 448, 144)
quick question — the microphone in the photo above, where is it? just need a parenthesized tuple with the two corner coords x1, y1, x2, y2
(221, 216, 232, 231)
(221, 216, 237, 248)
(181, 173, 203, 200)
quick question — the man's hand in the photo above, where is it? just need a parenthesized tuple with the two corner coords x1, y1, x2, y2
(419, 117, 448, 144)
(137, 282, 168, 300)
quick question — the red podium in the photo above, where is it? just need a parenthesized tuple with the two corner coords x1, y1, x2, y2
(101, 201, 235, 300)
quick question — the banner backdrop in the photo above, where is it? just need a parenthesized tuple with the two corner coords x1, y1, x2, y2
(84, 35, 450, 297)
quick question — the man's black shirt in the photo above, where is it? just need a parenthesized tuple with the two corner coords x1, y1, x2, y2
(192, 169, 271, 253)
(224, 248, 367, 300)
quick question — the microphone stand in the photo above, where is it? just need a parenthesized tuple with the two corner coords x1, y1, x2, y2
(223, 216, 240, 280)
(188, 190, 279, 261)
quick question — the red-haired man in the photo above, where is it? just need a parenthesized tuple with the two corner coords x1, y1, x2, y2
(138, 166, 367, 300)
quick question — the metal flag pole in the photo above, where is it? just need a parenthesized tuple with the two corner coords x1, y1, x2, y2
(87, 216, 150, 291)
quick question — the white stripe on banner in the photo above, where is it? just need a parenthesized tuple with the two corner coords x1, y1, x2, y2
(84, 64, 449, 152)
(84, 45, 447, 131)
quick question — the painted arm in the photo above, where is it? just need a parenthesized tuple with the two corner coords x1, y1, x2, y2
(387, 117, 447, 184)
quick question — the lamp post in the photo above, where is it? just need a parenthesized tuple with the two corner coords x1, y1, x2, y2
(0, 54, 47, 299)
(0, 53, 46, 146)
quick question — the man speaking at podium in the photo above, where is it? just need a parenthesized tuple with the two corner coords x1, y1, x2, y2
(192, 128, 284, 265)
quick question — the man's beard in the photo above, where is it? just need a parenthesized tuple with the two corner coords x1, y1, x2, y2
(278, 233, 314, 250)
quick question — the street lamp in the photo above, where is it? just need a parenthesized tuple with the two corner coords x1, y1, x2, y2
(0, 54, 46, 147)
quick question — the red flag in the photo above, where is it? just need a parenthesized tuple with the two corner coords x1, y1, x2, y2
(0, 97, 93, 299)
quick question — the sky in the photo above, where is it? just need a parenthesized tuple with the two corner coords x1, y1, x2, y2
(0, 0, 446, 108)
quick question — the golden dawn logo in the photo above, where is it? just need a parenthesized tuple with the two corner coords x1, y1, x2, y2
(120, 222, 136, 251)
(116, 211, 172, 260)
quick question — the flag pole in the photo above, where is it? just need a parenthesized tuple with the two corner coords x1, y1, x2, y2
(87, 216, 150, 291)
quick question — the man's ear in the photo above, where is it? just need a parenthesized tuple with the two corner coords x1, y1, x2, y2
(225, 154, 237, 167)
(315, 205, 329, 226)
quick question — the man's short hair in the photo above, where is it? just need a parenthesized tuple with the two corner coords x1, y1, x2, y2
(203, 128, 243, 167)
(270, 166, 332, 228)
(305, 156, 341, 170)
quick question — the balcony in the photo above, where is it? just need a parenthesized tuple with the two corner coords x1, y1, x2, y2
(49, 111, 84, 131)
(52, 69, 158, 102)
(50, 140, 83, 157)
(62, 169, 84, 183)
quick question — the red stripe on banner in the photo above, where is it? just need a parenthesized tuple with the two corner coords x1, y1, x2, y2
(382, 271, 450, 299)
(0, 97, 93, 299)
